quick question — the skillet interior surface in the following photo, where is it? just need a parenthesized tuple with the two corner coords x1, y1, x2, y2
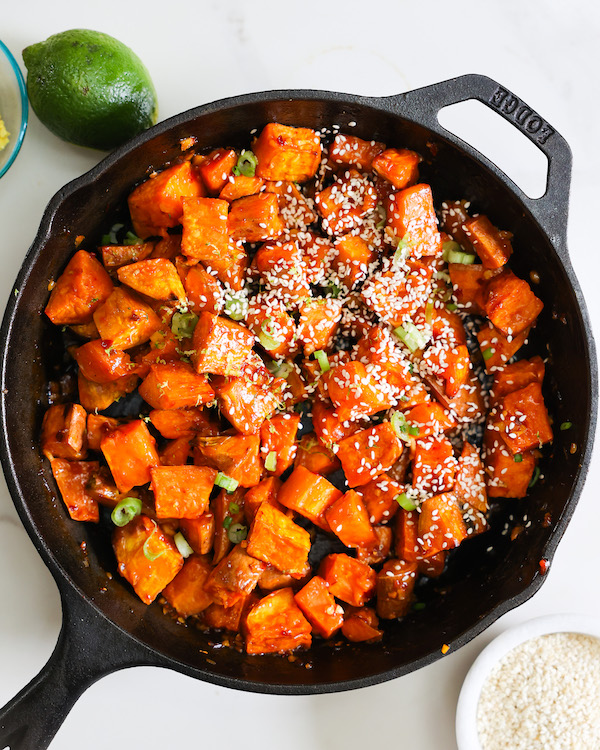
(1, 89, 594, 692)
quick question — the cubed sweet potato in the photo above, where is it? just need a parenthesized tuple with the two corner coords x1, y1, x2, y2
(318, 554, 376, 607)
(325, 490, 377, 548)
(341, 606, 383, 642)
(139, 361, 215, 410)
(361, 264, 433, 329)
(386, 184, 442, 257)
(315, 169, 378, 235)
(211, 488, 246, 565)
(376, 559, 418, 619)
(219, 174, 265, 202)
(372, 148, 420, 189)
(180, 196, 230, 263)
(331, 234, 375, 291)
(101, 241, 154, 270)
(394, 508, 422, 562)
(412, 435, 457, 494)
(182, 264, 223, 315)
(73, 339, 137, 384)
(77, 371, 139, 413)
(294, 434, 341, 476)
(296, 298, 343, 356)
(359, 473, 402, 525)
(204, 544, 266, 607)
(356, 525, 393, 566)
(41, 403, 87, 460)
(243, 587, 312, 654)
(149, 407, 218, 439)
(330, 133, 385, 171)
(243, 476, 284, 524)
(150, 465, 216, 519)
(336, 422, 403, 487)
(325, 360, 397, 421)
(179, 514, 215, 555)
(162, 554, 213, 616)
(295, 576, 344, 639)
(198, 148, 238, 195)
(159, 437, 192, 466)
(483, 269, 543, 336)
(422, 340, 471, 398)
(245, 294, 297, 358)
(277, 465, 342, 530)
(50, 458, 100, 522)
(213, 373, 281, 435)
(86, 413, 119, 451)
(203, 593, 257, 633)
(403, 401, 458, 437)
(477, 321, 530, 372)
(484, 429, 536, 498)
(254, 123, 322, 183)
(311, 399, 361, 446)
(253, 240, 310, 305)
(93, 287, 162, 349)
(491, 356, 545, 405)
(454, 441, 488, 514)
(117, 259, 186, 303)
(45, 250, 113, 325)
(247, 502, 311, 577)
(195, 434, 262, 488)
(228, 193, 284, 243)
(191, 312, 255, 377)
(463, 215, 512, 269)
(101, 419, 160, 493)
(260, 413, 300, 476)
(493, 381, 553, 454)
(418, 493, 467, 557)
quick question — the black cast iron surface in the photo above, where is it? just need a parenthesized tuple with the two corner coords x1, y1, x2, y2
(0, 74, 596, 750)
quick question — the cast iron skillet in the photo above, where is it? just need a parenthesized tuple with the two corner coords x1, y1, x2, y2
(0, 74, 596, 750)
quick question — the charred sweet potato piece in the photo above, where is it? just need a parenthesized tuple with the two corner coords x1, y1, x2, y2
(315, 169, 378, 235)
(330, 133, 385, 170)
(477, 321, 530, 372)
(418, 493, 467, 557)
(77, 371, 139, 413)
(191, 312, 255, 377)
(149, 407, 218, 440)
(179, 514, 215, 555)
(162, 554, 213, 616)
(151, 465, 216, 519)
(117, 259, 186, 303)
(243, 587, 312, 654)
(294, 434, 341, 476)
(356, 525, 393, 566)
(254, 123, 322, 183)
(253, 240, 311, 304)
(463, 215, 512, 269)
(93, 287, 161, 349)
(101, 419, 160, 493)
(243, 476, 284, 524)
(372, 148, 420, 189)
(86, 414, 119, 451)
(277, 466, 342, 530)
(491, 356, 545, 405)
(440, 199, 473, 250)
(228, 193, 284, 243)
(203, 593, 257, 633)
(295, 576, 344, 639)
(424, 371, 486, 424)
(45, 250, 113, 325)
(318, 554, 376, 607)
(73, 339, 137, 384)
(195, 434, 262, 488)
(493, 381, 553, 455)
(219, 174, 264, 202)
(204, 544, 266, 607)
(128, 161, 204, 239)
(101, 242, 154, 270)
(341, 606, 383, 642)
(331, 234, 375, 291)
(336, 422, 403, 487)
(484, 429, 536, 498)
(448, 263, 488, 313)
(325, 490, 377, 548)
(376, 559, 418, 619)
(386, 184, 442, 258)
(418, 552, 447, 578)
(359, 473, 401, 525)
(139, 362, 214, 410)
(50, 458, 100, 522)
(412, 435, 457, 494)
(394, 508, 422, 562)
(483, 269, 543, 336)
(260, 413, 300, 476)
(296, 298, 343, 356)
(182, 264, 223, 315)
(41, 403, 87, 460)
(198, 148, 238, 195)
(247, 502, 311, 577)
(112, 515, 183, 604)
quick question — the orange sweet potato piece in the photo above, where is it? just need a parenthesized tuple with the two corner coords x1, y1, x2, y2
(422, 341, 471, 398)
(195, 434, 261, 488)
(213, 374, 281, 435)
(331, 234, 375, 291)
(404, 401, 458, 437)
(73, 339, 136, 384)
(258, 566, 301, 592)
(219, 174, 264, 202)
(41, 403, 87, 460)
(318, 554, 376, 607)
(211, 488, 246, 565)
(295, 576, 344, 639)
(292, 230, 335, 285)
(182, 264, 223, 315)
(191, 312, 254, 377)
(477, 321, 530, 372)
(86, 413, 119, 451)
(491, 356, 545, 405)
(454, 441, 488, 514)
(112, 515, 183, 604)
(50, 458, 99, 522)
(412, 435, 457, 494)
(484, 429, 536, 498)
(45, 250, 113, 325)
(311, 399, 361, 446)
(277, 465, 342, 530)
(117, 259, 186, 303)
(394, 508, 422, 562)
(247, 502, 311, 577)
(243, 476, 284, 524)
(93, 287, 161, 349)
(294, 434, 341, 476)
(325, 490, 377, 548)
(372, 148, 420, 189)
(179, 514, 215, 555)
(253, 240, 310, 304)
(361, 264, 433, 329)
(448, 263, 488, 313)
(180, 196, 229, 262)
(138, 361, 215, 410)
(149, 407, 218, 440)
(128, 161, 204, 239)
(204, 544, 266, 607)
(198, 148, 237, 195)
(243, 587, 312, 654)
(330, 133, 385, 171)
(341, 606, 383, 642)
(325, 360, 397, 421)
(77, 371, 139, 412)
(245, 294, 296, 358)
(376, 559, 418, 619)
(260, 413, 300, 476)
(440, 199, 473, 250)
(228, 193, 284, 243)
(386, 184, 442, 257)
(418, 552, 447, 578)
(336, 422, 403, 487)
(203, 593, 257, 633)
(356, 525, 393, 566)
(359, 473, 401, 525)
(162, 554, 213, 616)
(483, 269, 543, 336)
(254, 123, 322, 183)
(463, 215, 512, 269)
(315, 169, 378, 235)
(296, 298, 343, 356)
(419, 493, 467, 557)
(151, 465, 216, 519)
(159, 437, 192, 466)
(101, 419, 160, 493)
(493, 381, 553, 454)
(263, 180, 318, 230)
(101, 242, 154, 270)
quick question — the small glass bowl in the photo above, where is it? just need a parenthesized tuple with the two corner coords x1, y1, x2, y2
(0, 39, 28, 178)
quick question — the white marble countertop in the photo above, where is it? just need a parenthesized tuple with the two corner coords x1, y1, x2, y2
(1, 2, 599, 748)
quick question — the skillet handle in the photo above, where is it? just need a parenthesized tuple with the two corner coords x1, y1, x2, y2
(0, 584, 159, 750)
(387, 74, 572, 248)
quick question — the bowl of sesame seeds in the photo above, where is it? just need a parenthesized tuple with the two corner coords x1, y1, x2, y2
(456, 614, 600, 750)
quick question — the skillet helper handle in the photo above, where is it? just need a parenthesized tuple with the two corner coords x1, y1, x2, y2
(0, 587, 158, 750)
(392, 74, 572, 248)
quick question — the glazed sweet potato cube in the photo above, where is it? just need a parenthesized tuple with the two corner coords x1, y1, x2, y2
(50, 459, 99, 522)
(117, 259, 186, 303)
(372, 148, 420, 189)
(424, 371, 486, 424)
(376, 559, 418, 619)
(477, 321, 530, 372)
(422, 341, 471, 398)
(247, 502, 311, 577)
(427, 304, 468, 346)
(325, 490, 377, 548)
(195, 434, 262, 488)
(293, 230, 335, 285)
(128, 161, 204, 239)
(484, 429, 536, 498)
(139, 362, 215, 410)
(448, 263, 488, 313)
(191, 312, 254, 377)
(244, 587, 312, 654)
(326, 360, 397, 421)
(341, 607, 383, 642)
(213, 374, 281, 435)
(277, 466, 342, 530)
(159, 437, 192, 466)
(149, 407, 217, 440)
(243, 476, 284, 524)
(73, 339, 136, 384)
(404, 401, 458, 438)
(331, 234, 375, 291)
(337, 422, 403, 487)
(181, 196, 229, 261)
(463, 215, 512, 269)
(86, 414, 119, 451)
(491, 356, 545, 405)
(412, 435, 457, 494)
(150, 465, 216, 519)
(440, 199, 473, 250)
(493, 381, 553, 454)
(359, 473, 401, 525)
(260, 413, 300, 476)
(483, 269, 543, 336)
(101, 241, 154, 270)
(356, 525, 393, 566)
(315, 169, 378, 235)
(264, 180, 317, 230)
(77, 371, 139, 413)
(318, 554, 377, 607)
(296, 298, 343, 356)
(418, 552, 447, 578)
(204, 544, 266, 607)
(258, 566, 302, 592)
(361, 263, 433, 329)
(112, 515, 183, 604)
(253, 240, 310, 304)
(211, 488, 246, 564)
(454, 441, 488, 514)
(394, 508, 422, 562)
(295, 576, 344, 639)
(386, 184, 443, 257)
(294, 434, 341, 476)
(179, 514, 215, 555)
(228, 193, 284, 243)
(418, 493, 467, 557)
(219, 174, 264, 202)
(182, 264, 223, 315)
(245, 294, 297, 358)
(330, 133, 385, 170)
(198, 148, 238, 195)
(45, 250, 113, 325)
(203, 593, 257, 633)
(101, 419, 160, 493)
(93, 287, 161, 349)
(311, 399, 360, 446)
(254, 123, 322, 183)
(162, 554, 213, 616)
(41, 403, 87, 460)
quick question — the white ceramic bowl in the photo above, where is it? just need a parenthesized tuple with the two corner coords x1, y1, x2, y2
(455, 613, 600, 749)
(0, 39, 28, 178)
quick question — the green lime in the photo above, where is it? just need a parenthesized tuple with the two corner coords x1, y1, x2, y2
(23, 29, 158, 151)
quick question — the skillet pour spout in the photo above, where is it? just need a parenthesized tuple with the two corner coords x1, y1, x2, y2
(0, 74, 596, 750)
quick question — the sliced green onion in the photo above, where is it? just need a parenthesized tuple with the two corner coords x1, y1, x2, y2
(408, 425, 420, 437)
(442, 240, 461, 255)
(258, 317, 281, 352)
(514, 454, 523, 463)
(233, 150, 258, 177)
(111, 497, 142, 527)
(482, 347, 494, 361)
(223, 516, 233, 530)
(228, 522, 248, 544)
(143, 534, 165, 562)
(224, 292, 247, 321)
(393, 238, 410, 265)
(228, 501, 240, 514)
(446, 302, 458, 312)
(174, 531, 194, 558)
(528, 466, 541, 488)
(395, 492, 417, 511)
(560, 421, 572, 431)
(425, 299, 435, 325)
(314, 349, 330, 373)
(443, 245, 476, 265)
(390, 411, 418, 442)
(267, 360, 293, 378)
(413, 602, 426, 611)
(394, 321, 428, 352)
(123, 231, 143, 246)
(215, 472, 239, 493)
(171, 311, 199, 341)
(265, 451, 277, 472)
(101, 222, 124, 245)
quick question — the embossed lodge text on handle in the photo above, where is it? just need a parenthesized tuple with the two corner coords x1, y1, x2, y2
(489, 87, 555, 145)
